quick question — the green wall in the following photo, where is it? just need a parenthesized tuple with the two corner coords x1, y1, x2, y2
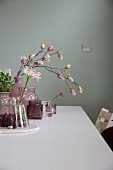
(0, 0, 113, 123)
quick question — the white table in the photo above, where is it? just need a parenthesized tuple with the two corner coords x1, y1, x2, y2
(0, 106, 113, 170)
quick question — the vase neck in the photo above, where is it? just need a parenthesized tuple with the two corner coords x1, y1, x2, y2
(14, 76, 22, 83)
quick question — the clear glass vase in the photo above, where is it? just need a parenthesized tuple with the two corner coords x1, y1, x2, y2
(45, 102, 56, 117)
(16, 86, 39, 109)
(45, 101, 56, 115)
(0, 97, 29, 129)
(51, 101, 56, 114)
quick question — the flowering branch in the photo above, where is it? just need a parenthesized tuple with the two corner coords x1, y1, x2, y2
(16, 44, 83, 101)
(49, 92, 64, 105)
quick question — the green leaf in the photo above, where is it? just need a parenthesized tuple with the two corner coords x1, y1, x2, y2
(0, 71, 13, 92)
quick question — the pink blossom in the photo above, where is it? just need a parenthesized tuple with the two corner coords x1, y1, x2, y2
(23, 67, 41, 80)
(59, 92, 64, 97)
(48, 45, 54, 51)
(23, 67, 34, 77)
(35, 60, 43, 66)
(67, 76, 74, 83)
(57, 74, 65, 80)
(33, 72, 41, 80)
(58, 53, 63, 60)
(21, 56, 27, 64)
(41, 44, 46, 49)
(29, 54, 35, 60)
(70, 89, 76, 96)
(43, 54, 50, 61)
(66, 64, 71, 70)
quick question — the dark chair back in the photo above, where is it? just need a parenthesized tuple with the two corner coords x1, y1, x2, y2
(101, 127, 113, 151)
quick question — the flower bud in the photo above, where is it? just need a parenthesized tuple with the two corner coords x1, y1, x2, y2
(58, 53, 63, 60)
(67, 76, 74, 83)
(65, 64, 71, 70)
(65, 74, 70, 79)
(48, 45, 54, 51)
(43, 54, 50, 61)
(70, 89, 76, 96)
(35, 60, 43, 66)
(41, 44, 46, 49)
(59, 92, 64, 97)
(29, 54, 35, 60)
(78, 85, 83, 93)
(21, 56, 27, 64)
(57, 74, 65, 80)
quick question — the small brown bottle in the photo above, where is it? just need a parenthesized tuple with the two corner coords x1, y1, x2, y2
(27, 100, 43, 119)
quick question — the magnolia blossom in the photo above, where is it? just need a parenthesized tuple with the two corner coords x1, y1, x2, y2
(67, 76, 74, 83)
(29, 54, 35, 60)
(65, 64, 71, 70)
(48, 45, 54, 51)
(78, 85, 83, 93)
(23, 66, 41, 80)
(41, 44, 46, 49)
(58, 53, 63, 60)
(57, 74, 65, 80)
(70, 89, 76, 96)
(21, 56, 27, 64)
(35, 60, 43, 66)
(43, 54, 50, 61)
